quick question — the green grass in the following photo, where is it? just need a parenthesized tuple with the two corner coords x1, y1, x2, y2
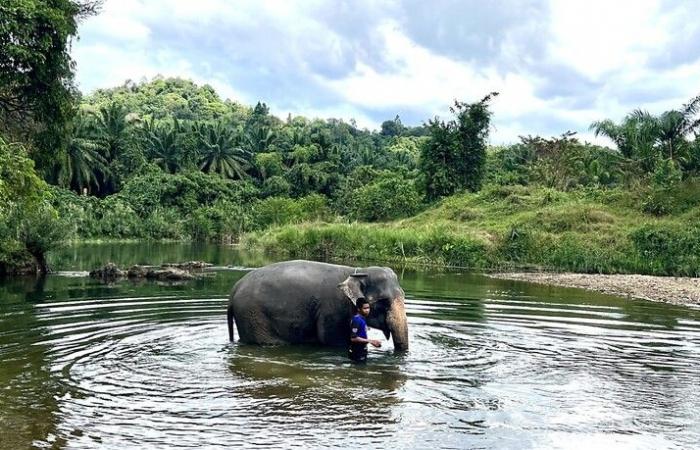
(242, 185, 700, 276)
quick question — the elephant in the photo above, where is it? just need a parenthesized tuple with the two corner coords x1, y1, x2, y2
(227, 260, 409, 351)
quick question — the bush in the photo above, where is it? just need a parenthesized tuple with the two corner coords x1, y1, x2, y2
(5, 203, 70, 273)
(641, 178, 700, 216)
(630, 224, 700, 275)
(186, 201, 251, 242)
(485, 144, 535, 186)
(251, 194, 331, 229)
(347, 177, 422, 222)
(261, 175, 291, 197)
(143, 208, 186, 240)
(652, 158, 682, 189)
(119, 168, 257, 217)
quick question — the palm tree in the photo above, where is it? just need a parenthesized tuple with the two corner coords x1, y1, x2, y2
(142, 118, 185, 173)
(90, 102, 137, 194)
(590, 93, 700, 168)
(650, 95, 700, 161)
(590, 111, 657, 160)
(92, 102, 134, 161)
(198, 121, 251, 179)
(244, 125, 275, 153)
(59, 113, 109, 194)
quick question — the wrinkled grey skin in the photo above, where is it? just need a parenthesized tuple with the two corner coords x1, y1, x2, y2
(227, 260, 408, 351)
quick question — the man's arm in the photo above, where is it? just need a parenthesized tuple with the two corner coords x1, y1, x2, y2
(351, 336, 381, 347)
(350, 319, 381, 347)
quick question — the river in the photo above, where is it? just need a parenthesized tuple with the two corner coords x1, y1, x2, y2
(1, 243, 699, 449)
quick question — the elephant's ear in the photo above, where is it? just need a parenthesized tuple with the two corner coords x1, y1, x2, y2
(338, 273, 366, 306)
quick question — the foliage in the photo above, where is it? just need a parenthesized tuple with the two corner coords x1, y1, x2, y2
(642, 177, 700, 216)
(6, 44, 700, 279)
(248, 182, 700, 275)
(118, 168, 256, 217)
(250, 194, 331, 229)
(197, 121, 251, 179)
(261, 176, 291, 198)
(590, 93, 700, 172)
(140, 117, 189, 174)
(83, 76, 242, 121)
(58, 112, 109, 194)
(420, 93, 498, 200)
(0, 137, 67, 273)
(652, 158, 683, 189)
(347, 177, 422, 222)
(8, 203, 70, 273)
(186, 200, 251, 243)
(488, 135, 629, 190)
(630, 224, 700, 276)
(0, 137, 47, 211)
(0, 0, 100, 168)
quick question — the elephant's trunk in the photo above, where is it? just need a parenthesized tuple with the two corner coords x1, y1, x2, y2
(387, 297, 409, 351)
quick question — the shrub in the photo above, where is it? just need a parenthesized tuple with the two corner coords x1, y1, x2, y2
(347, 177, 422, 222)
(251, 194, 331, 229)
(630, 224, 700, 275)
(261, 175, 291, 198)
(119, 168, 257, 217)
(186, 201, 252, 242)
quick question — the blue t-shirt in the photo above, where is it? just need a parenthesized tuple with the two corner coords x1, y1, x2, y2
(350, 314, 368, 340)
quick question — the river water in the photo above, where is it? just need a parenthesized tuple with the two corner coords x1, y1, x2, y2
(1, 243, 699, 449)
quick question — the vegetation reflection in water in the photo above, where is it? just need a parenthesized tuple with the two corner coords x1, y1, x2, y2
(0, 243, 699, 449)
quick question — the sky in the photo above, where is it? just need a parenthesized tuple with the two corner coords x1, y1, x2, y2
(71, 0, 700, 144)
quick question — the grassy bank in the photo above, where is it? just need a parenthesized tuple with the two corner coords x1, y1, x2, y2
(242, 184, 700, 276)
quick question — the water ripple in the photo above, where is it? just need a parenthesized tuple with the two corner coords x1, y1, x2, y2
(1, 274, 699, 449)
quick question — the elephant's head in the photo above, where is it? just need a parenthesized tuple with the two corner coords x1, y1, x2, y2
(338, 267, 409, 351)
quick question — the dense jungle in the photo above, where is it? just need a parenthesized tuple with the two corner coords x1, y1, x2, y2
(2, 1, 700, 277)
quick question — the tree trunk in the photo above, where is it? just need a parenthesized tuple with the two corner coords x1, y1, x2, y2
(31, 251, 49, 275)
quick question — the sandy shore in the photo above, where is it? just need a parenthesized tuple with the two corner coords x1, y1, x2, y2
(488, 272, 700, 307)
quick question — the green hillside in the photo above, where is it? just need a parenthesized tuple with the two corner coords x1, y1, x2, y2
(244, 182, 700, 276)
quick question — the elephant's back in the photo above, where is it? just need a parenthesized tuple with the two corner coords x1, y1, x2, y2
(229, 261, 354, 344)
(229, 260, 352, 308)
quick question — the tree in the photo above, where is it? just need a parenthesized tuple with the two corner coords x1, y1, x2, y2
(0, 137, 47, 212)
(380, 115, 405, 137)
(10, 204, 69, 274)
(420, 93, 498, 200)
(520, 132, 585, 190)
(142, 118, 187, 173)
(59, 112, 108, 194)
(0, 0, 101, 172)
(244, 125, 275, 153)
(198, 121, 251, 179)
(452, 93, 498, 191)
(590, 93, 700, 171)
(348, 177, 421, 222)
(91, 102, 136, 193)
(0, 137, 66, 274)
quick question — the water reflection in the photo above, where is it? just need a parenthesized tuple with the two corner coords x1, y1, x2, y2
(0, 277, 62, 450)
(0, 243, 698, 449)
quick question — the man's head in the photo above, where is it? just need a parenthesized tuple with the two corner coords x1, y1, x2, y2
(356, 298, 370, 317)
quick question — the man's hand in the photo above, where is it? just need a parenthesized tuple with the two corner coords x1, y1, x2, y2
(369, 339, 382, 348)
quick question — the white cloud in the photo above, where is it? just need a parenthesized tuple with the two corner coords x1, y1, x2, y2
(73, 43, 248, 104)
(322, 22, 500, 110)
(71, 0, 700, 144)
(547, 0, 669, 79)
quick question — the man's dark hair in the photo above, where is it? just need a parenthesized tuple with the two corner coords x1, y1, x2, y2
(356, 298, 369, 309)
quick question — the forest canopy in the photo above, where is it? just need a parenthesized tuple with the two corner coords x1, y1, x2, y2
(1, 0, 700, 275)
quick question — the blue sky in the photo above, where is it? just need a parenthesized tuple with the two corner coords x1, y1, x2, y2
(72, 0, 700, 144)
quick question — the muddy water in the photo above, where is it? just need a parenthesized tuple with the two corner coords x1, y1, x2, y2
(1, 243, 699, 449)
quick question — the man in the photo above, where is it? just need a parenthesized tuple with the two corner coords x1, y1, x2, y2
(349, 298, 381, 362)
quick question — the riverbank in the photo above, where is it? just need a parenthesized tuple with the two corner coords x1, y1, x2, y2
(488, 272, 700, 307)
(243, 185, 700, 277)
